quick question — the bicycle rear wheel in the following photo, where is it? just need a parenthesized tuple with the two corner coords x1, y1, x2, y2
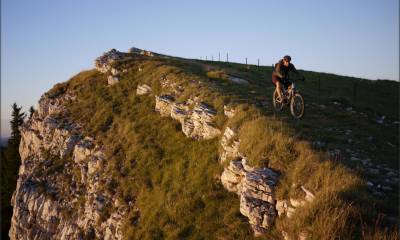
(273, 89, 284, 112)
(290, 93, 305, 119)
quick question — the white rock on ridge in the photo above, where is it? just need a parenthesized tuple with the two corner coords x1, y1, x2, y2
(220, 159, 244, 193)
(219, 127, 241, 163)
(136, 84, 152, 95)
(221, 158, 279, 235)
(155, 95, 175, 117)
(275, 200, 289, 217)
(170, 102, 190, 124)
(111, 68, 120, 76)
(9, 92, 127, 240)
(95, 49, 124, 73)
(228, 75, 249, 84)
(301, 185, 315, 202)
(281, 230, 309, 240)
(218, 126, 318, 236)
(128, 47, 142, 54)
(154, 95, 221, 140)
(182, 103, 221, 140)
(223, 105, 235, 118)
(140, 50, 154, 57)
(94, 49, 127, 86)
(108, 75, 119, 86)
(276, 185, 316, 219)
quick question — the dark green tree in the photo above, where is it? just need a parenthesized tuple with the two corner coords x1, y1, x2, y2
(29, 106, 35, 119)
(9, 103, 26, 146)
(1, 103, 25, 239)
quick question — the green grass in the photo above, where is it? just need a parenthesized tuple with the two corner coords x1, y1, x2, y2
(58, 62, 257, 239)
(50, 54, 399, 239)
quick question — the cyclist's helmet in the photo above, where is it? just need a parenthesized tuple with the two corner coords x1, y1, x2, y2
(283, 55, 291, 62)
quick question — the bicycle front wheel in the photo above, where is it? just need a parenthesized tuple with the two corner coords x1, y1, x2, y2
(290, 93, 305, 119)
(273, 89, 284, 112)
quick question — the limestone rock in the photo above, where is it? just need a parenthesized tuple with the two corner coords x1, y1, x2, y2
(155, 95, 175, 117)
(182, 103, 221, 140)
(111, 68, 120, 76)
(220, 158, 279, 236)
(223, 105, 235, 118)
(170, 102, 190, 124)
(95, 49, 123, 73)
(276, 186, 316, 219)
(220, 127, 241, 163)
(228, 76, 249, 84)
(276, 200, 288, 216)
(240, 194, 276, 235)
(301, 186, 315, 202)
(128, 47, 142, 54)
(10, 92, 127, 240)
(154, 96, 221, 140)
(140, 50, 154, 57)
(220, 160, 245, 193)
(290, 198, 306, 208)
(136, 84, 152, 95)
(108, 75, 119, 86)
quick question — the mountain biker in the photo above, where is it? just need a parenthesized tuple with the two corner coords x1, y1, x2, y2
(272, 55, 305, 102)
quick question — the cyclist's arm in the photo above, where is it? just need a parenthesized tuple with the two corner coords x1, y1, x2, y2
(274, 63, 284, 78)
(291, 64, 305, 78)
(290, 64, 299, 74)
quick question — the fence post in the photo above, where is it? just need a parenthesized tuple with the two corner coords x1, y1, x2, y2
(226, 53, 229, 63)
(318, 75, 321, 104)
(258, 58, 259, 68)
(218, 52, 220, 62)
(353, 81, 357, 104)
(245, 57, 247, 65)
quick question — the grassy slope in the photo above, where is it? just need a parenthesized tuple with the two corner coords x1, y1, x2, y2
(49, 54, 398, 239)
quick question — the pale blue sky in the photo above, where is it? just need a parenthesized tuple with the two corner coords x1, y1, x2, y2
(1, 0, 399, 137)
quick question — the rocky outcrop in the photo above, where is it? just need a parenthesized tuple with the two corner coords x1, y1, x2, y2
(219, 127, 241, 163)
(221, 158, 279, 236)
(136, 84, 152, 95)
(228, 76, 249, 84)
(223, 105, 235, 118)
(128, 47, 142, 54)
(155, 95, 175, 117)
(220, 128, 278, 236)
(10, 92, 127, 240)
(182, 103, 221, 140)
(95, 49, 129, 85)
(95, 49, 124, 73)
(107, 75, 119, 86)
(127, 47, 154, 56)
(276, 185, 315, 218)
(219, 126, 316, 237)
(155, 95, 221, 140)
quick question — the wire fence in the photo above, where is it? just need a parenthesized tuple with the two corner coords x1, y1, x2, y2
(199, 52, 262, 68)
(197, 53, 375, 111)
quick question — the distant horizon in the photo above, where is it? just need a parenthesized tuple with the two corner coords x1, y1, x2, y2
(1, 50, 398, 138)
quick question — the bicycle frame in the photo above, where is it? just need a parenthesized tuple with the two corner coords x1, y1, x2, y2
(273, 78, 305, 119)
(282, 80, 296, 101)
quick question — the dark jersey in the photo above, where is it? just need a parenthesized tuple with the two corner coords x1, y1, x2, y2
(273, 59, 298, 79)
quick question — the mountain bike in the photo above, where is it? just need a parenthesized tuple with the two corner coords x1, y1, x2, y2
(272, 78, 305, 119)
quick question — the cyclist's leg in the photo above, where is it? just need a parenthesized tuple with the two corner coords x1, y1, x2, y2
(276, 82, 284, 99)
(272, 75, 284, 99)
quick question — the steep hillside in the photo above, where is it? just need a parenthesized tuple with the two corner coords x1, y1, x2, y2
(9, 48, 398, 239)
